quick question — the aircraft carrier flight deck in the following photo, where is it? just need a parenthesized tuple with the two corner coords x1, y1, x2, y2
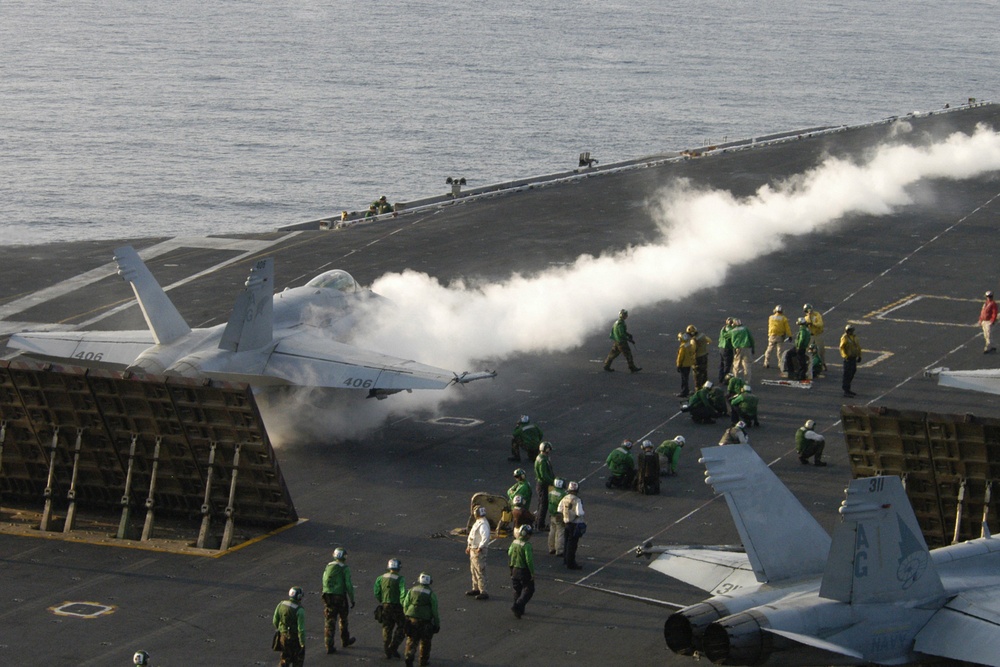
(2, 102, 1000, 666)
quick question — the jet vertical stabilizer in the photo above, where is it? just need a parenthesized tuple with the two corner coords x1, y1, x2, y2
(219, 258, 274, 352)
(820, 475, 945, 604)
(113, 245, 192, 345)
(701, 445, 831, 583)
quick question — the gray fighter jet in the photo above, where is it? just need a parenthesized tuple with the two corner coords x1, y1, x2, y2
(8, 245, 494, 396)
(639, 444, 1000, 666)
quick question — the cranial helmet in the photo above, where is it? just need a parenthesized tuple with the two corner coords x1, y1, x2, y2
(475, 505, 487, 517)
(797, 317, 807, 325)
(513, 468, 526, 479)
(553, 478, 565, 489)
(567, 481, 579, 492)
(387, 558, 401, 571)
(674, 435, 686, 445)
(333, 547, 346, 560)
(519, 414, 530, 424)
(803, 303, 813, 311)
(622, 439, 633, 449)
(987, 291, 994, 298)
(516, 524, 533, 539)
(539, 441, 553, 453)
(774, 305, 783, 313)
(845, 324, 855, 333)
(737, 421, 747, 429)
(513, 495, 524, 506)
(619, 309, 629, 318)
(134, 651, 150, 666)
(742, 385, 752, 393)
(805, 419, 816, 430)
(289, 586, 303, 602)
(641, 439, 653, 450)
(686, 325, 697, 335)
(703, 381, 713, 389)
(418, 573, 432, 585)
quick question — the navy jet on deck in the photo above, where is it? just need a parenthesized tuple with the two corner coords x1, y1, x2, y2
(8, 246, 494, 397)
(638, 444, 1000, 666)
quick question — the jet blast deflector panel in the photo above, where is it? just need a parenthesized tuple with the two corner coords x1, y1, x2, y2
(0, 359, 296, 553)
(842, 405, 1000, 547)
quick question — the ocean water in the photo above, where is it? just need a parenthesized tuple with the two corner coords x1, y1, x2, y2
(2, 0, 997, 246)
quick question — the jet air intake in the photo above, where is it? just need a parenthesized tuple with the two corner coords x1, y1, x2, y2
(665, 600, 733, 655)
(704, 610, 772, 665)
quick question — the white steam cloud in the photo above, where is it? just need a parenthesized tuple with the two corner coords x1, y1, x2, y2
(270, 123, 1000, 442)
(358, 124, 1000, 370)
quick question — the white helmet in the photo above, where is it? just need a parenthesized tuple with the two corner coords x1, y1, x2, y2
(288, 586, 303, 602)
(539, 441, 553, 453)
(519, 414, 530, 424)
(516, 524, 533, 539)
(805, 419, 816, 430)
(333, 547, 346, 560)
(418, 572, 432, 585)
(797, 317, 807, 325)
(736, 421, 747, 429)
(567, 481, 579, 492)
(703, 381, 713, 389)
(742, 385, 752, 393)
(674, 435, 686, 445)
(387, 558, 401, 571)
(622, 439, 633, 449)
(134, 651, 150, 666)
(641, 439, 653, 450)
(553, 478, 565, 489)
(475, 505, 487, 517)
(513, 495, 525, 506)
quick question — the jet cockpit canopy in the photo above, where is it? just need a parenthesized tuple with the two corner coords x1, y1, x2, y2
(305, 269, 359, 293)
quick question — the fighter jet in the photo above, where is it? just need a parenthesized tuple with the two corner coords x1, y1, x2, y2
(7, 246, 494, 396)
(638, 444, 1000, 666)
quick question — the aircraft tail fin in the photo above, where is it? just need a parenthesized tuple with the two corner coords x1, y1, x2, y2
(219, 258, 273, 352)
(113, 245, 191, 345)
(819, 475, 945, 604)
(700, 445, 831, 583)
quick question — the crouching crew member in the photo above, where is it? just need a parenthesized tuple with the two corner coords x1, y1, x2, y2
(796, 419, 828, 466)
(605, 439, 636, 489)
(657, 436, 685, 476)
(730, 385, 759, 426)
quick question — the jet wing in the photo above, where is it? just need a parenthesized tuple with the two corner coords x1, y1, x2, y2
(913, 588, 1000, 667)
(931, 368, 1000, 395)
(7, 330, 154, 367)
(262, 334, 469, 391)
(647, 546, 758, 595)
